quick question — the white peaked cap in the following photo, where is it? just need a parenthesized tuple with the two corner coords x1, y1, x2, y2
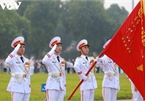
(76, 39, 89, 51)
(11, 36, 25, 48)
(49, 36, 62, 48)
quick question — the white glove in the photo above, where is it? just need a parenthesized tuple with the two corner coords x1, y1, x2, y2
(96, 57, 105, 68)
(105, 71, 114, 81)
(5, 44, 21, 63)
(48, 44, 57, 56)
(96, 57, 102, 63)
(96, 56, 99, 61)
(11, 44, 21, 56)
(107, 71, 115, 76)
(83, 75, 88, 81)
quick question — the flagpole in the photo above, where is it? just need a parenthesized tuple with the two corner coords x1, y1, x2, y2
(68, 61, 97, 100)
(68, 51, 104, 100)
(132, 0, 134, 10)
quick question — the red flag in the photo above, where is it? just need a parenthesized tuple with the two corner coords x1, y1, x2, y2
(102, 1, 145, 99)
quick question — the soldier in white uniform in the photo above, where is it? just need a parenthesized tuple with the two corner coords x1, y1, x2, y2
(74, 39, 97, 101)
(129, 79, 143, 101)
(96, 39, 120, 101)
(5, 36, 31, 101)
(42, 36, 66, 101)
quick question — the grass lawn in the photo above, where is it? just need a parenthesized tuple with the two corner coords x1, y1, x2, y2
(0, 72, 132, 101)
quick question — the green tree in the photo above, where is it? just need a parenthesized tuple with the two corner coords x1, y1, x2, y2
(61, 0, 112, 55)
(0, 9, 30, 58)
(61, 0, 129, 56)
(17, 1, 31, 16)
(105, 4, 129, 34)
(24, 0, 62, 58)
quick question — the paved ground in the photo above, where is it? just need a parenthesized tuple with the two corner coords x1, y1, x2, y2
(117, 100, 131, 101)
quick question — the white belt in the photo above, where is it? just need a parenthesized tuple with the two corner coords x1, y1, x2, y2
(104, 71, 115, 76)
(88, 72, 94, 76)
(11, 72, 26, 84)
(49, 72, 62, 77)
(87, 72, 94, 82)
(104, 71, 115, 80)
(49, 72, 63, 82)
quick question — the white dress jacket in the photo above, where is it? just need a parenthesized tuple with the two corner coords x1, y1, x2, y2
(42, 54, 66, 91)
(96, 55, 120, 90)
(74, 55, 97, 91)
(5, 54, 31, 93)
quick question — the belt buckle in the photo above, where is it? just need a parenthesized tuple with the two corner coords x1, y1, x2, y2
(59, 73, 62, 76)
(23, 74, 26, 78)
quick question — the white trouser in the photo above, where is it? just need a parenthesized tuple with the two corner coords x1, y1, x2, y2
(81, 89, 95, 101)
(46, 89, 65, 101)
(11, 92, 30, 101)
(102, 87, 118, 101)
(132, 91, 144, 101)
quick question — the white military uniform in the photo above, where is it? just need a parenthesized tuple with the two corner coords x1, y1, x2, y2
(129, 79, 143, 101)
(42, 36, 66, 101)
(74, 39, 97, 101)
(96, 39, 120, 101)
(5, 36, 31, 101)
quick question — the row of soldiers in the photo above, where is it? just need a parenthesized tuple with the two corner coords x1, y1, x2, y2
(4, 36, 143, 101)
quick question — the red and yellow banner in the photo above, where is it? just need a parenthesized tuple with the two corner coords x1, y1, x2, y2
(102, 1, 145, 99)
(140, 0, 145, 14)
